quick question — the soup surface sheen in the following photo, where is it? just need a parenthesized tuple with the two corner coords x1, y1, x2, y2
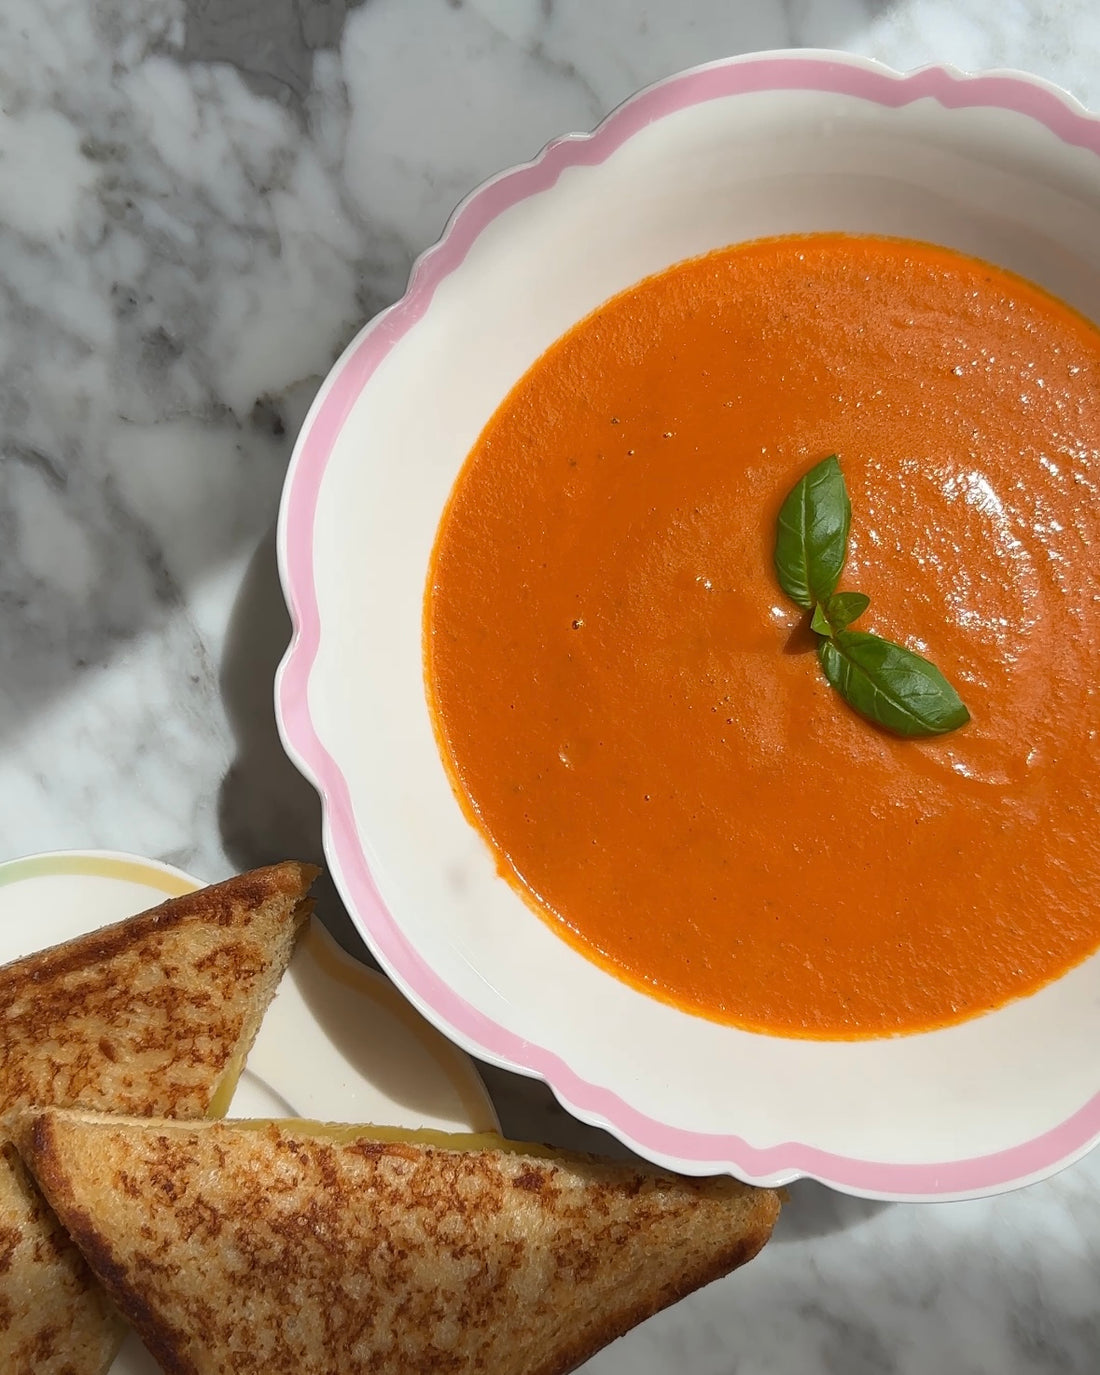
(425, 234, 1100, 1039)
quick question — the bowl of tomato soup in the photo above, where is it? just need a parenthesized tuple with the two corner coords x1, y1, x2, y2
(278, 52, 1100, 1198)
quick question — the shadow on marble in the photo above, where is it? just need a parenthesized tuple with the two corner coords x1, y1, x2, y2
(774, 1178, 892, 1243)
(476, 1061, 648, 1159)
(218, 523, 374, 964)
(182, 0, 366, 118)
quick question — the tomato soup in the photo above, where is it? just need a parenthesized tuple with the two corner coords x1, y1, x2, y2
(424, 235, 1100, 1039)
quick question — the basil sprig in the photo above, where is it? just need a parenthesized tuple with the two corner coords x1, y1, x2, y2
(774, 456, 970, 739)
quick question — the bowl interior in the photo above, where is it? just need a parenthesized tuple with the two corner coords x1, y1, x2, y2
(296, 63, 1100, 1193)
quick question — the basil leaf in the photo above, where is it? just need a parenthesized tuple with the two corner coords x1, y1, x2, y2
(823, 591, 870, 632)
(818, 630, 971, 738)
(810, 603, 834, 636)
(812, 592, 871, 637)
(773, 455, 851, 609)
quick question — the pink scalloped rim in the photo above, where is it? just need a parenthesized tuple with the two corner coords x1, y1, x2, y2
(276, 51, 1100, 1199)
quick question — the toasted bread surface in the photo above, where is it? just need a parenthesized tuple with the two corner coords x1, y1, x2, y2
(0, 862, 316, 1121)
(18, 1111, 780, 1375)
(0, 863, 316, 1375)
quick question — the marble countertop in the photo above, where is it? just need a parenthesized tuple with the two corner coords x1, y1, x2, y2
(3, 0, 1100, 1370)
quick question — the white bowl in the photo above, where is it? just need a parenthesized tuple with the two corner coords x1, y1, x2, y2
(276, 50, 1100, 1200)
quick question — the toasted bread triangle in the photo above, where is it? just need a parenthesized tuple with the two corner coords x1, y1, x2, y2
(0, 862, 316, 1375)
(16, 1111, 779, 1375)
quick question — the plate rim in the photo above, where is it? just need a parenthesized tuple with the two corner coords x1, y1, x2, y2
(275, 48, 1100, 1200)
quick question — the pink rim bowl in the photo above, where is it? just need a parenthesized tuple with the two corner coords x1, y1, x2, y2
(276, 50, 1100, 1200)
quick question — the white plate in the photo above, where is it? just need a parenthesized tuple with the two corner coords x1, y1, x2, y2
(0, 849, 497, 1375)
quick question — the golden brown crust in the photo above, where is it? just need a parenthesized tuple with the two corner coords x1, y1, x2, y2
(0, 863, 315, 987)
(18, 1112, 780, 1375)
(0, 864, 317, 1375)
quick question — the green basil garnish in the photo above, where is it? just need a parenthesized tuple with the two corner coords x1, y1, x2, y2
(773, 454, 851, 610)
(774, 458, 970, 739)
(818, 631, 971, 737)
(812, 591, 871, 636)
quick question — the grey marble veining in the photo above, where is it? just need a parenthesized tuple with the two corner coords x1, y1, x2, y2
(3, 0, 1100, 1370)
